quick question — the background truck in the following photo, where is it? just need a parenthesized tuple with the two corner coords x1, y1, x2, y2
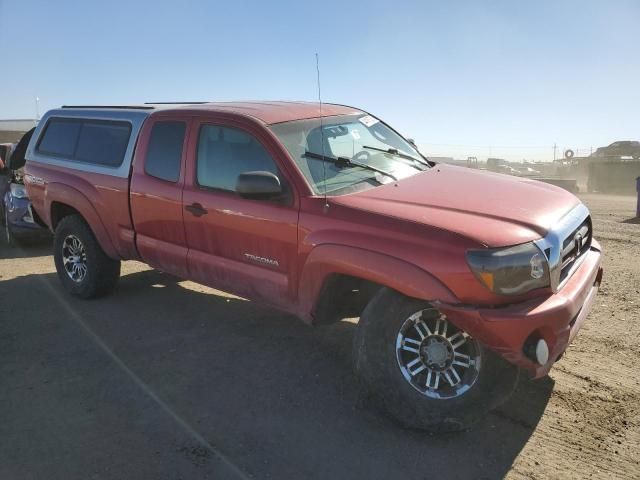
(24, 102, 603, 432)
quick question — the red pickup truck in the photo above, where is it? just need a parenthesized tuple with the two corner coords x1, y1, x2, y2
(24, 102, 603, 431)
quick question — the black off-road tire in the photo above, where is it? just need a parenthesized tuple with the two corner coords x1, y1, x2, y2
(53, 215, 121, 298)
(353, 288, 519, 432)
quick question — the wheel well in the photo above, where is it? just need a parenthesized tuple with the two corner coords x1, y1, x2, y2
(31, 207, 48, 229)
(312, 274, 382, 325)
(50, 202, 81, 229)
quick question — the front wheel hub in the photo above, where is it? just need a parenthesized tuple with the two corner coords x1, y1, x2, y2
(396, 308, 482, 399)
(422, 336, 453, 370)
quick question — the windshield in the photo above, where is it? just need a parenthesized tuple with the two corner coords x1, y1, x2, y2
(270, 114, 428, 195)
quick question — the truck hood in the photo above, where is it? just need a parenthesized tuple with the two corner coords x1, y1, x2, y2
(332, 164, 580, 247)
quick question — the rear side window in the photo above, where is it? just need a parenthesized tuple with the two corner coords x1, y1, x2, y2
(196, 125, 278, 191)
(144, 121, 186, 182)
(37, 119, 81, 157)
(36, 117, 131, 167)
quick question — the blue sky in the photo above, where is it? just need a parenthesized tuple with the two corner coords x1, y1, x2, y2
(0, 0, 638, 161)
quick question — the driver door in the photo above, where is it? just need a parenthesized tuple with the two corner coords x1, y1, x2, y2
(182, 119, 299, 310)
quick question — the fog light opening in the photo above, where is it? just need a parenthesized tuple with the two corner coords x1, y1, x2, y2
(535, 339, 549, 365)
(524, 335, 549, 365)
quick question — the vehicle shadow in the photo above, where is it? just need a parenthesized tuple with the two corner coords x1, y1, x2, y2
(622, 216, 640, 224)
(0, 269, 554, 480)
(0, 235, 52, 259)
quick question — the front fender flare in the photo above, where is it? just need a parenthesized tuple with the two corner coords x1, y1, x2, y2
(298, 244, 458, 323)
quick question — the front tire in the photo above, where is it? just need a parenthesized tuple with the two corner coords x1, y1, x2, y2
(353, 288, 519, 432)
(53, 215, 121, 298)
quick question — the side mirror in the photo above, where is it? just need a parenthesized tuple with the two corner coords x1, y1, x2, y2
(406, 138, 417, 147)
(236, 171, 283, 200)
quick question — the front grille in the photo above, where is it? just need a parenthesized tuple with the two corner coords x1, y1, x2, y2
(558, 216, 592, 284)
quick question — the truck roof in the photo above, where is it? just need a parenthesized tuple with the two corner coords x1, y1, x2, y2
(27, 101, 365, 179)
(60, 101, 362, 125)
(171, 101, 362, 124)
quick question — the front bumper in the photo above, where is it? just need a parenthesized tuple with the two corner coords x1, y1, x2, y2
(438, 243, 603, 378)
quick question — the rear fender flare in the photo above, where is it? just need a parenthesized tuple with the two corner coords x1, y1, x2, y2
(44, 182, 118, 259)
(298, 244, 458, 323)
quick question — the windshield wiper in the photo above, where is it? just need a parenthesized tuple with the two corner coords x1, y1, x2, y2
(303, 151, 397, 181)
(362, 145, 429, 167)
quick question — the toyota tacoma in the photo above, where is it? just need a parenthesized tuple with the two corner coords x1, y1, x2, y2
(24, 101, 603, 431)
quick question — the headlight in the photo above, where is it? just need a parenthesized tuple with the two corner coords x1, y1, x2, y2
(466, 242, 550, 295)
(9, 183, 28, 199)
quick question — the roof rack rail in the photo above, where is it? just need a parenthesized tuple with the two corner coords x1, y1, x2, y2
(144, 101, 209, 105)
(61, 105, 155, 110)
(144, 101, 211, 105)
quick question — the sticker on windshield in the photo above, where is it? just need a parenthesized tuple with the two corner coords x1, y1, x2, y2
(359, 115, 379, 128)
(351, 129, 361, 140)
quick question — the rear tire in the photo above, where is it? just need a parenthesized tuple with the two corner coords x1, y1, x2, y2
(353, 288, 519, 432)
(53, 215, 120, 298)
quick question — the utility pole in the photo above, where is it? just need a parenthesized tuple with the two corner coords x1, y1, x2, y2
(35, 96, 40, 124)
(553, 143, 557, 161)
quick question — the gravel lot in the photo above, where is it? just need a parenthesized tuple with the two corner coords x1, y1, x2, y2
(0, 193, 638, 479)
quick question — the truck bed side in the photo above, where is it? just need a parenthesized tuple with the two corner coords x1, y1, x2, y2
(26, 162, 135, 259)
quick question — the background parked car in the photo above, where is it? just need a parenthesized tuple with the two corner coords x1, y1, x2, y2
(496, 164, 521, 176)
(516, 166, 542, 176)
(0, 143, 14, 210)
(1, 129, 49, 245)
(0, 143, 13, 171)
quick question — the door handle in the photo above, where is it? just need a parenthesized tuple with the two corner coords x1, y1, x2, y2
(185, 203, 208, 217)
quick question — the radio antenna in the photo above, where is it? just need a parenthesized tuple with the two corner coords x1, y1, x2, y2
(315, 53, 328, 209)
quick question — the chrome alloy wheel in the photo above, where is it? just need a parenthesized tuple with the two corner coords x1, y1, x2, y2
(396, 308, 481, 399)
(62, 235, 88, 283)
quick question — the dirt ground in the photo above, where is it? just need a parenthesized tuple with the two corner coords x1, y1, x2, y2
(0, 193, 638, 480)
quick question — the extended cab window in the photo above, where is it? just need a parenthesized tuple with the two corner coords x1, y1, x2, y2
(37, 117, 130, 167)
(197, 125, 278, 192)
(145, 121, 186, 182)
(75, 121, 130, 167)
